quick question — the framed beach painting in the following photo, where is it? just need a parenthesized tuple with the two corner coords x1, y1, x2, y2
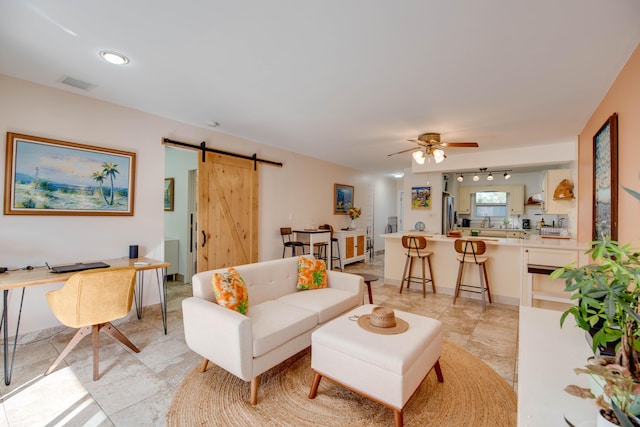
(334, 183, 354, 214)
(593, 113, 618, 241)
(4, 133, 136, 215)
(164, 178, 174, 211)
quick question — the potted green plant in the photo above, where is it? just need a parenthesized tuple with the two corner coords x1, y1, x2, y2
(565, 361, 640, 426)
(552, 238, 640, 380)
(552, 238, 640, 426)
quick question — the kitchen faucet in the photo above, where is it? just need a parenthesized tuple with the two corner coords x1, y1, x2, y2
(558, 217, 566, 228)
(481, 216, 492, 228)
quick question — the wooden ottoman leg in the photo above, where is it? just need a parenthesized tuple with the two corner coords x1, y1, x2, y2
(309, 372, 323, 399)
(434, 359, 444, 382)
(394, 409, 403, 427)
(250, 376, 260, 405)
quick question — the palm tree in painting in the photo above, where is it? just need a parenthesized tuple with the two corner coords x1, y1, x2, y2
(101, 162, 120, 205)
(92, 171, 110, 205)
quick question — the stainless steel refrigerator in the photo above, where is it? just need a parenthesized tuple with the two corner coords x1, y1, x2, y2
(442, 193, 455, 234)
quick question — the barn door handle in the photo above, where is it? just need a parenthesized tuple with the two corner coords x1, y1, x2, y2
(202, 230, 207, 247)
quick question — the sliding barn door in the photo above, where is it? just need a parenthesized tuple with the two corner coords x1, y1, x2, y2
(197, 152, 258, 271)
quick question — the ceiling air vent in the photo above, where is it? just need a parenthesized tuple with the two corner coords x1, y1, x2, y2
(60, 76, 95, 91)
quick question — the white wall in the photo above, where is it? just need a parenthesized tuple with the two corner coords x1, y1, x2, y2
(402, 171, 445, 234)
(0, 74, 374, 336)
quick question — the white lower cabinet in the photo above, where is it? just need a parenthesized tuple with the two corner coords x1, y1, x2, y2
(334, 229, 366, 266)
(522, 246, 581, 309)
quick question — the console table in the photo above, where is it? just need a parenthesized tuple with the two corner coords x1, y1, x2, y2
(518, 306, 595, 426)
(334, 228, 366, 266)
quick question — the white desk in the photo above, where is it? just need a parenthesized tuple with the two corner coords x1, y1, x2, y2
(293, 229, 331, 266)
(518, 306, 596, 426)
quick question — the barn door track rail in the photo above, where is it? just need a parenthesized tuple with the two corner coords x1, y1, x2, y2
(162, 138, 283, 170)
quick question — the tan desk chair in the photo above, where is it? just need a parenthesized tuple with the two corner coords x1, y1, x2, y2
(400, 235, 435, 298)
(453, 239, 492, 311)
(45, 266, 140, 380)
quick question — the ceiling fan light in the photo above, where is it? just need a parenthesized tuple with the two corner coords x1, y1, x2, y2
(504, 171, 511, 180)
(433, 149, 445, 163)
(473, 174, 480, 182)
(412, 150, 425, 164)
(487, 172, 494, 181)
(457, 174, 463, 182)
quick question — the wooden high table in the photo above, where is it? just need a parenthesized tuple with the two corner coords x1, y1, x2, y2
(0, 256, 170, 386)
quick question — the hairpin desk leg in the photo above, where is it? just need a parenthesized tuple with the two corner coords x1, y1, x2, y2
(2, 288, 25, 386)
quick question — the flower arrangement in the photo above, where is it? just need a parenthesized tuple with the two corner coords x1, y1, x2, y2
(347, 207, 361, 220)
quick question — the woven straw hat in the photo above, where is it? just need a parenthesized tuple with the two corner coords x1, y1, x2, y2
(357, 306, 409, 335)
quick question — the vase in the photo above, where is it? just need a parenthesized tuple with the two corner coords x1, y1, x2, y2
(350, 219, 355, 229)
(597, 409, 621, 427)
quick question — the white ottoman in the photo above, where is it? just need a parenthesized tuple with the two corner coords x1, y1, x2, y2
(308, 304, 443, 427)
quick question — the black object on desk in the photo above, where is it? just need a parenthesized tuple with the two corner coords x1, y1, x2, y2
(49, 262, 110, 274)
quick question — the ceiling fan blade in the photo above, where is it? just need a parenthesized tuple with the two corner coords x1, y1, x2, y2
(387, 146, 419, 156)
(440, 142, 479, 148)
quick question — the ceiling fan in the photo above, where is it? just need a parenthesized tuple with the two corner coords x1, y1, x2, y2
(387, 133, 479, 164)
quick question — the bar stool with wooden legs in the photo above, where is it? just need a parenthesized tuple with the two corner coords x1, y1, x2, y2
(399, 235, 435, 298)
(453, 239, 492, 311)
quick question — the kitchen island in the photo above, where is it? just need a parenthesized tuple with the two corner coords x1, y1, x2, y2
(382, 232, 589, 306)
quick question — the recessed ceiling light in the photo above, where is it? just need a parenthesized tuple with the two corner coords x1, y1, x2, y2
(207, 121, 220, 128)
(100, 50, 129, 65)
(392, 173, 404, 178)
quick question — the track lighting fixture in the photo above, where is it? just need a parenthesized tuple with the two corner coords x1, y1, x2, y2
(454, 169, 513, 182)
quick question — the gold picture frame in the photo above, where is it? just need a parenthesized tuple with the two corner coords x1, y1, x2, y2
(4, 132, 136, 216)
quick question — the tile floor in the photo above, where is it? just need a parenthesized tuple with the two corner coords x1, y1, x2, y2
(0, 253, 519, 426)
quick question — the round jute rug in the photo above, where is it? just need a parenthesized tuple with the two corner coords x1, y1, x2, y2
(167, 341, 517, 426)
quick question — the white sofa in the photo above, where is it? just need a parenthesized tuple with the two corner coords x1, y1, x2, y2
(182, 255, 364, 404)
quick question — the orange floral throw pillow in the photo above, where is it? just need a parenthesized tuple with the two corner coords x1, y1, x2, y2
(297, 257, 328, 290)
(212, 268, 248, 315)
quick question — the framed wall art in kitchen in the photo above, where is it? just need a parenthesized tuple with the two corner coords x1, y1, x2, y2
(4, 132, 136, 216)
(592, 112, 618, 241)
(411, 186, 431, 209)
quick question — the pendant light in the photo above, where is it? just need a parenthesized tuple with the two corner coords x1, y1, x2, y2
(487, 172, 494, 181)
(456, 174, 464, 182)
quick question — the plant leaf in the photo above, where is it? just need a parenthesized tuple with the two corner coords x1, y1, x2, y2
(612, 401, 636, 427)
(624, 186, 640, 201)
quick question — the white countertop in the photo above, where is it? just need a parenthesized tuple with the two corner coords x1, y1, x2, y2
(518, 306, 595, 426)
(380, 231, 589, 251)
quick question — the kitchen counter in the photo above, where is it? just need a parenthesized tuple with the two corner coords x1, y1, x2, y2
(382, 232, 589, 305)
(381, 231, 588, 250)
